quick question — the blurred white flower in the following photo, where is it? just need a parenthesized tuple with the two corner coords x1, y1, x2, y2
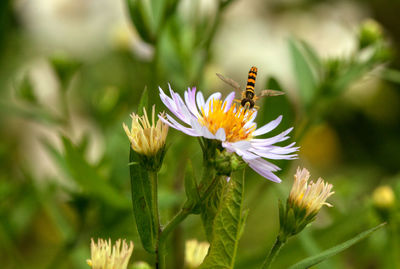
(87, 238, 134, 269)
(185, 239, 210, 269)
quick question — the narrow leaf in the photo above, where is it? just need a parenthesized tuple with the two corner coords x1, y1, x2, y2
(126, 0, 155, 43)
(299, 40, 323, 79)
(137, 86, 149, 115)
(129, 148, 157, 253)
(288, 38, 318, 107)
(288, 223, 386, 269)
(200, 170, 246, 269)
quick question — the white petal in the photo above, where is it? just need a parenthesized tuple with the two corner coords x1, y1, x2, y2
(251, 127, 294, 146)
(204, 92, 222, 115)
(190, 118, 215, 139)
(215, 128, 226, 141)
(196, 91, 205, 112)
(223, 92, 235, 112)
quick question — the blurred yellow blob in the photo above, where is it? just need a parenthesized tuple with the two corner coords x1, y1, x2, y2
(372, 185, 395, 209)
(300, 124, 340, 168)
(185, 239, 210, 269)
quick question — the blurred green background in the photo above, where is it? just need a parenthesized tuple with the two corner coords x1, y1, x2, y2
(1, 0, 400, 268)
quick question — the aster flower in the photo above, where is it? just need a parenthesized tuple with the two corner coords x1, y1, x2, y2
(123, 105, 168, 157)
(87, 238, 134, 269)
(158, 85, 298, 182)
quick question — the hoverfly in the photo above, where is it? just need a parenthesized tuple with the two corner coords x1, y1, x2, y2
(216, 66, 284, 110)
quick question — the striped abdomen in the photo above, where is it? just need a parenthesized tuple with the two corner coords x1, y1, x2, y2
(245, 66, 257, 99)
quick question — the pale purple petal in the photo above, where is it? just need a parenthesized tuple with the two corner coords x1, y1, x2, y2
(161, 114, 199, 136)
(247, 159, 282, 183)
(252, 115, 282, 136)
(184, 87, 200, 117)
(159, 86, 190, 124)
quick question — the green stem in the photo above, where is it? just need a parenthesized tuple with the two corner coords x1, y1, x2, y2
(261, 236, 286, 269)
(157, 166, 219, 268)
(158, 207, 192, 269)
(150, 172, 161, 268)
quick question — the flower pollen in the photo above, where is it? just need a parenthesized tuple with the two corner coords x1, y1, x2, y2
(198, 99, 256, 142)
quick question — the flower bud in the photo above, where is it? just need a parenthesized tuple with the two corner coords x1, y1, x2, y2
(123, 105, 168, 171)
(279, 167, 334, 238)
(359, 19, 383, 49)
(372, 185, 395, 209)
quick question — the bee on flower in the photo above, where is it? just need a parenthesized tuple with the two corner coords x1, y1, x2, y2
(158, 85, 298, 182)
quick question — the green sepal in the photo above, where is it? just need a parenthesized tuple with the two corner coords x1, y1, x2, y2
(136, 145, 167, 172)
(199, 170, 246, 269)
(288, 223, 386, 269)
(183, 161, 201, 214)
(278, 199, 285, 229)
(129, 148, 157, 253)
(285, 208, 296, 236)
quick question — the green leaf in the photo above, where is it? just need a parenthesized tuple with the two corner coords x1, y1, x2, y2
(200, 170, 246, 269)
(288, 38, 318, 108)
(15, 75, 37, 104)
(288, 223, 386, 269)
(49, 53, 81, 91)
(62, 137, 129, 209)
(200, 176, 225, 241)
(298, 40, 323, 80)
(332, 62, 368, 94)
(262, 76, 295, 134)
(129, 148, 157, 253)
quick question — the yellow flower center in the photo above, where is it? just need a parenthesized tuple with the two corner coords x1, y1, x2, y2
(198, 99, 256, 142)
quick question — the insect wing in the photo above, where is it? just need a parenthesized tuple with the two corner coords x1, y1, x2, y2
(260, 89, 285, 97)
(216, 73, 241, 90)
